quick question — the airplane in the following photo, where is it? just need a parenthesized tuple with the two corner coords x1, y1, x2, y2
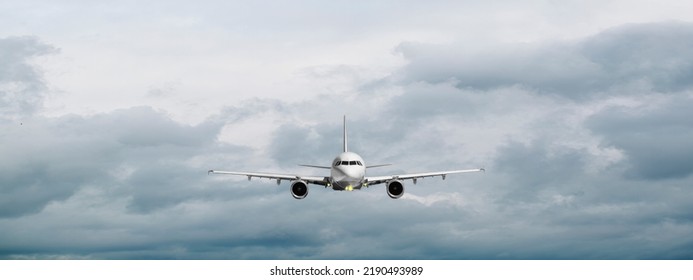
(208, 116, 484, 199)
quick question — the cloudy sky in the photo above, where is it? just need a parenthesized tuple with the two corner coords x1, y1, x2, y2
(2, 1, 693, 259)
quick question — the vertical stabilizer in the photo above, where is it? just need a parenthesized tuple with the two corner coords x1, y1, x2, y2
(343, 115, 348, 153)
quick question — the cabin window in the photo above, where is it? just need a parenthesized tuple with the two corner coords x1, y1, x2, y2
(341, 161, 348, 165)
(357, 161, 363, 166)
(335, 161, 341, 166)
(349, 161, 357, 165)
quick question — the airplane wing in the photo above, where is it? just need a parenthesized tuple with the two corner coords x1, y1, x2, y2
(208, 170, 328, 186)
(365, 168, 484, 186)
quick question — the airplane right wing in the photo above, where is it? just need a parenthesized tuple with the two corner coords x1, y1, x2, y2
(365, 168, 484, 186)
(208, 170, 328, 186)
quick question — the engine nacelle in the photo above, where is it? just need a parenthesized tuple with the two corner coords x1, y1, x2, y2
(386, 180, 404, 199)
(291, 180, 308, 199)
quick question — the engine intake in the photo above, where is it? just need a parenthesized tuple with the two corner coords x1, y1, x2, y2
(291, 180, 308, 199)
(386, 180, 404, 199)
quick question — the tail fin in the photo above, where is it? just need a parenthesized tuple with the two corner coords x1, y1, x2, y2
(343, 115, 348, 153)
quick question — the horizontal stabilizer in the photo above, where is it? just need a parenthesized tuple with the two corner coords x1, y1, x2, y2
(366, 164, 392, 168)
(298, 164, 332, 169)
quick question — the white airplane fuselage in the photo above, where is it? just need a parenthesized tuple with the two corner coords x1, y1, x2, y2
(330, 152, 366, 191)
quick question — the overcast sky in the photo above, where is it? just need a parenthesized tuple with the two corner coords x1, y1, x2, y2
(2, 1, 693, 259)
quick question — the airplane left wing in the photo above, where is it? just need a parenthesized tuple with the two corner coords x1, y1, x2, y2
(365, 168, 484, 186)
(208, 170, 328, 186)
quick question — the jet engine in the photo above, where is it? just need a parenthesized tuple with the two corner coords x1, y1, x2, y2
(291, 180, 308, 199)
(386, 180, 404, 199)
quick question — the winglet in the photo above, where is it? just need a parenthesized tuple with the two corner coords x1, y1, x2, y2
(343, 115, 348, 153)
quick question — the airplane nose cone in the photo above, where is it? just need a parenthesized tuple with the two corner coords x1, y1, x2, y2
(331, 166, 365, 185)
(344, 168, 356, 178)
(332, 168, 348, 182)
(346, 167, 365, 180)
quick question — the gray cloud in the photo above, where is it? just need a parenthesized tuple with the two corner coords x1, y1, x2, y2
(0, 107, 228, 218)
(395, 21, 693, 100)
(486, 138, 693, 259)
(494, 140, 587, 200)
(0, 36, 56, 118)
(269, 124, 331, 167)
(587, 97, 693, 180)
(580, 22, 693, 93)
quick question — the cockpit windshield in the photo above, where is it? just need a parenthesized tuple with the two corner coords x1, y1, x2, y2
(335, 160, 363, 166)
